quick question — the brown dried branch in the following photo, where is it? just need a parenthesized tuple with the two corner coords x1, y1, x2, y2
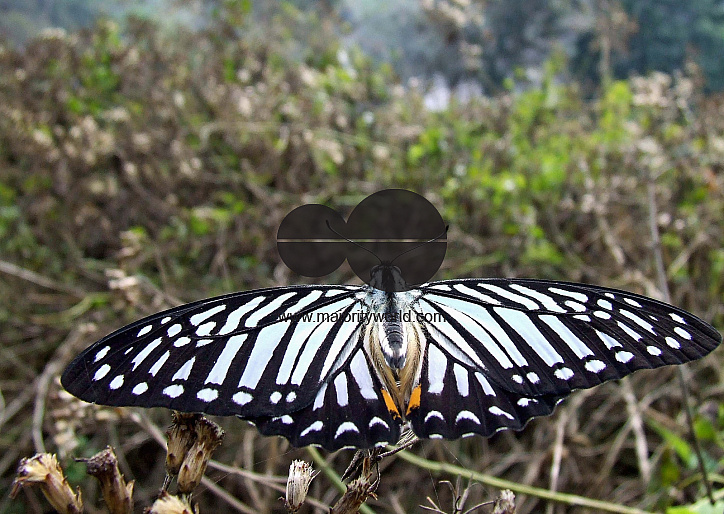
(10, 453, 84, 514)
(80, 446, 134, 514)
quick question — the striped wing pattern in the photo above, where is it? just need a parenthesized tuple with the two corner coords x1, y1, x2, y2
(61, 278, 722, 450)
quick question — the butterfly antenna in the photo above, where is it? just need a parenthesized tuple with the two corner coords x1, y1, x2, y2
(324, 220, 382, 264)
(389, 225, 448, 266)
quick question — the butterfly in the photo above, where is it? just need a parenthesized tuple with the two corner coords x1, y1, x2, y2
(62, 264, 722, 451)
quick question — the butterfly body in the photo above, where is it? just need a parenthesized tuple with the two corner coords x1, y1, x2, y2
(62, 272, 722, 450)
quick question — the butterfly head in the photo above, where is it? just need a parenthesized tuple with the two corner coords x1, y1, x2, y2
(369, 263, 409, 293)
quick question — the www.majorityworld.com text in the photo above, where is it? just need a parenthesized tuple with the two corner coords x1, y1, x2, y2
(277, 311, 445, 323)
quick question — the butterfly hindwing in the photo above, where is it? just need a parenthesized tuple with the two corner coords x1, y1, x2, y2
(416, 279, 720, 398)
(61, 285, 365, 418)
(407, 332, 565, 439)
(248, 348, 402, 450)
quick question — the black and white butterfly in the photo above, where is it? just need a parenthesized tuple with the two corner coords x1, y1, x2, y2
(62, 265, 722, 451)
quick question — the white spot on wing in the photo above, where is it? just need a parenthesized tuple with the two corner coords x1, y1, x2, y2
(334, 373, 349, 407)
(149, 350, 170, 376)
(620, 310, 656, 334)
(94, 346, 110, 362)
(624, 298, 642, 308)
(283, 290, 323, 315)
(647, 346, 662, 356)
(595, 330, 621, 349)
(300, 421, 323, 437)
(313, 382, 328, 410)
(163, 384, 184, 398)
(555, 367, 574, 380)
(509, 284, 566, 313)
(564, 301, 586, 312)
(167, 324, 182, 337)
(238, 323, 287, 388)
(233, 391, 252, 406)
(207, 334, 248, 385)
(526, 372, 540, 383)
(456, 411, 481, 424)
(195, 322, 216, 336)
(350, 351, 377, 400)
(674, 327, 692, 340)
(597, 299, 613, 310)
(615, 351, 634, 363)
(424, 411, 445, 423)
(335, 422, 359, 438)
(594, 311, 612, 319)
(665, 337, 680, 349)
(172, 357, 196, 382)
(197, 388, 218, 402)
(270, 391, 282, 404)
(190, 304, 227, 326)
(452, 284, 501, 304)
(161, 316, 171, 324)
(286, 392, 296, 402)
(549, 287, 588, 303)
(479, 283, 540, 309)
(427, 345, 447, 394)
(173, 337, 191, 347)
(137, 325, 153, 337)
(489, 406, 514, 419)
(541, 315, 594, 359)
(132, 337, 163, 371)
(670, 312, 686, 324)
(475, 373, 496, 396)
(132, 382, 148, 395)
(217, 296, 266, 335)
(585, 360, 606, 373)
(369, 417, 389, 430)
(453, 364, 469, 397)
(94, 364, 111, 381)
(109, 375, 124, 389)
(245, 292, 296, 327)
(617, 321, 642, 341)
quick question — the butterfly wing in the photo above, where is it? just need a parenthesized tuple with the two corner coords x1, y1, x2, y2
(61, 285, 367, 418)
(414, 278, 721, 397)
(247, 346, 402, 450)
(405, 278, 721, 439)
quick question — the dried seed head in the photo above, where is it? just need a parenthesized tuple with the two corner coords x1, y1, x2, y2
(165, 412, 202, 476)
(493, 489, 516, 514)
(176, 416, 224, 494)
(11, 453, 83, 514)
(148, 491, 198, 514)
(285, 460, 318, 512)
(81, 446, 134, 514)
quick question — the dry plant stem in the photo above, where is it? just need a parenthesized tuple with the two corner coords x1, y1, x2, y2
(80, 446, 134, 514)
(10, 453, 84, 514)
(329, 475, 378, 514)
(645, 177, 715, 504)
(176, 416, 225, 494)
(166, 412, 203, 477)
(306, 446, 376, 514)
(395, 450, 653, 514)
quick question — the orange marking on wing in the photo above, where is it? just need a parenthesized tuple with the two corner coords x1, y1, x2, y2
(406, 385, 422, 415)
(381, 389, 401, 419)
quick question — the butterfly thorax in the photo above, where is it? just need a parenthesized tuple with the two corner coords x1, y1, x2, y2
(364, 265, 424, 419)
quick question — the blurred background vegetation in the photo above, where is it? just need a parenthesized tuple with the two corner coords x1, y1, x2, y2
(0, 0, 723, 513)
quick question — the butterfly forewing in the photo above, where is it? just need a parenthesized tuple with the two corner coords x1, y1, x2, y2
(415, 279, 720, 399)
(61, 285, 365, 418)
